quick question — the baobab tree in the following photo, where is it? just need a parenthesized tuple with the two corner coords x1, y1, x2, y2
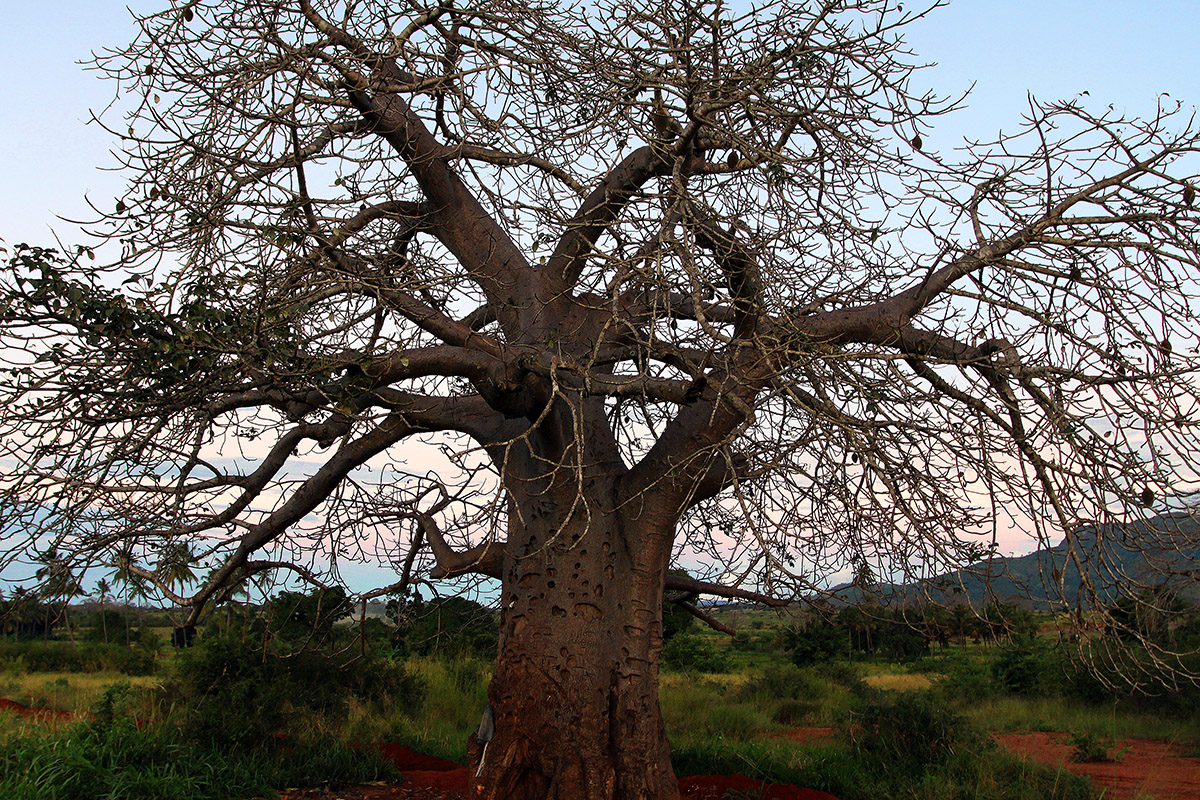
(2, 1, 1200, 797)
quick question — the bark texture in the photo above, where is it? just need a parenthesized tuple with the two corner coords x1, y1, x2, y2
(468, 403, 678, 800)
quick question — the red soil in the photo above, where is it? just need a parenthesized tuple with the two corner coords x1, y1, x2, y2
(773, 726, 835, 745)
(678, 774, 839, 800)
(996, 731, 1200, 800)
(363, 744, 841, 800)
(0, 697, 74, 721)
(366, 743, 463, 773)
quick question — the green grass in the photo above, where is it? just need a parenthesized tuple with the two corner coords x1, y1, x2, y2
(668, 732, 1094, 800)
(0, 671, 159, 716)
(0, 719, 397, 800)
(961, 694, 1200, 745)
(4, 625, 1195, 800)
(344, 655, 490, 764)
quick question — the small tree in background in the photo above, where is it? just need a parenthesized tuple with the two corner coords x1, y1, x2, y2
(94, 577, 112, 644)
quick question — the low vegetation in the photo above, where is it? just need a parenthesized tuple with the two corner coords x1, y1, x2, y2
(3, 588, 1200, 799)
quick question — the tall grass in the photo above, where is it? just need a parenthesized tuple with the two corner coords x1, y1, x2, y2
(346, 655, 490, 764)
(961, 694, 1200, 744)
(0, 719, 397, 800)
(659, 662, 1097, 800)
(0, 642, 156, 676)
(0, 671, 159, 715)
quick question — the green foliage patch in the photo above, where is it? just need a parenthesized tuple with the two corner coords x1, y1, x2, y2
(0, 641, 155, 676)
(0, 718, 397, 800)
(169, 633, 424, 747)
(661, 633, 732, 673)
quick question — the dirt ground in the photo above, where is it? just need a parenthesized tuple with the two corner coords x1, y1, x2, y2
(996, 731, 1200, 800)
(277, 743, 840, 800)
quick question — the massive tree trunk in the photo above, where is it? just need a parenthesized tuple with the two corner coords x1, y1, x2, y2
(467, 403, 679, 800)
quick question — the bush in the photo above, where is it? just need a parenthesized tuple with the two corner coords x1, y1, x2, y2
(773, 698, 820, 725)
(840, 693, 988, 779)
(0, 641, 155, 676)
(112, 646, 156, 675)
(171, 633, 424, 747)
(661, 634, 732, 673)
(350, 654, 427, 711)
(822, 660, 872, 698)
(738, 664, 819, 701)
(1068, 731, 1117, 763)
(939, 654, 997, 703)
(992, 641, 1051, 696)
(878, 626, 929, 662)
(783, 621, 844, 666)
(82, 610, 128, 644)
(391, 595, 498, 657)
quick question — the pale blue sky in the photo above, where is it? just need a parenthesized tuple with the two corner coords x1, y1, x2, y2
(1, 1, 1197, 248)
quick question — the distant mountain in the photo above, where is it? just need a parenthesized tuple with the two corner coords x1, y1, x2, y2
(828, 509, 1200, 609)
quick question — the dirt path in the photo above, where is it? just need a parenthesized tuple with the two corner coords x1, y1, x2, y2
(996, 732, 1200, 800)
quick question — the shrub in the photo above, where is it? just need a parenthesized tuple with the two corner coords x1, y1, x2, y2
(349, 655, 427, 711)
(391, 595, 498, 657)
(1067, 731, 1117, 763)
(0, 641, 155, 676)
(878, 626, 929, 662)
(782, 621, 844, 666)
(992, 641, 1051, 696)
(105, 646, 156, 676)
(939, 654, 997, 703)
(822, 660, 872, 698)
(840, 693, 988, 779)
(738, 664, 819, 701)
(171, 633, 424, 747)
(661, 633, 732, 673)
(773, 699, 820, 725)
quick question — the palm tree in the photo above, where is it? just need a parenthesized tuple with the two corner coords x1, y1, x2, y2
(95, 578, 112, 644)
(156, 543, 198, 625)
(34, 549, 83, 644)
(110, 548, 149, 645)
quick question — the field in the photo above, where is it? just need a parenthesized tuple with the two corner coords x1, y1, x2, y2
(2, 596, 1200, 800)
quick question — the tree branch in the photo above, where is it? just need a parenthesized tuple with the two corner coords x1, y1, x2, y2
(672, 599, 737, 636)
(416, 512, 505, 580)
(664, 573, 789, 607)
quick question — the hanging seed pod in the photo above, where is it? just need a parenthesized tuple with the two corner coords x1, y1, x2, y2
(726, 150, 738, 169)
(115, 199, 127, 214)
(1159, 337, 1173, 356)
(1140, 487, 1155, 507)
(182, 6, 194, 23)
(1184, 183, 1195, 207)
(910, 134, 922, 150)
